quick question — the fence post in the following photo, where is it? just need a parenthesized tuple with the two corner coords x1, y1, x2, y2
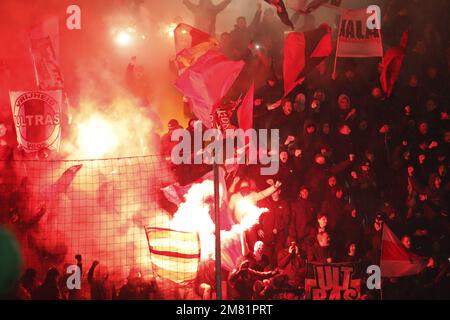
(213, 162, 222, 300)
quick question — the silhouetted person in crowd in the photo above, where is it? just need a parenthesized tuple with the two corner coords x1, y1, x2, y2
(32, 268, 61, 300)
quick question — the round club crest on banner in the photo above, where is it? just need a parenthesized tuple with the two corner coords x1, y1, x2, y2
(9, 90, 62, 152)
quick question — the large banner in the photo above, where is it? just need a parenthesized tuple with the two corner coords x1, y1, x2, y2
(336, 8, 383, 58)
(9, 91, 62, 152)
(29, 37, 64, 90)
(29, 17, 64, 90)
(305, 262, 361, 300)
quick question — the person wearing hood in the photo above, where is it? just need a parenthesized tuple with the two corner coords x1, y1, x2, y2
(289, 186, 315, 246)
(398, 74, 425, 117)
(409, 120, 436, 151)
(320, 186, 347, 232)
(423, 65, 445, 101)
(306, 90, 330, 127)
(267, 99, 298, 146)
(161, 119, 183, 158)
(332, 122, 354, 164)
(256, 186, 291, 266)
(240, 241, 271, 272)
(228, 258, 277, 300)
(317, 122, 333, 154)
(349, 160, 379, 222)
(272, 148, 296, 199)
(322, 175, 338, 205)
(291, 92, 307, 127)
(364, 86, 392, 130)
(333, 94, 359, 127)
(295, 119, 320, 165)
(255, 76, 284, 109)
(340, 205, 365, 250)
(304, 153, 354, 206)
(418, 173, 448, 222)
(277, 240, 306, 289)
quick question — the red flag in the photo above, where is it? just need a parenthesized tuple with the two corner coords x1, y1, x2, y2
(174, 23, 219, 74)
(381, 224, 427, 278)
(264, 0, 295, 29)
(283, 24, 332, 96)
(237, 83, 255, 131)
(380, 31, 409, 97)
(175, 50, 244, 128)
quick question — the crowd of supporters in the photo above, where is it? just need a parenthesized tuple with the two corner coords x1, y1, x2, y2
(170, 0, 450, 300)
(0, 0, 449, 300)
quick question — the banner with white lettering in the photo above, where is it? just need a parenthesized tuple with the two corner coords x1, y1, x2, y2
(336, 8, 383, 58)
(9, 91, 62, 152)
(305, 262, 361, 300)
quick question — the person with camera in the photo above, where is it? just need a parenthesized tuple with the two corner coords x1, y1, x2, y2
(277, 240, 306, 289)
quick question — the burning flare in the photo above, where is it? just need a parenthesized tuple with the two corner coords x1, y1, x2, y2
(170, 180, 267, 261)
(77, 114, 119, 158)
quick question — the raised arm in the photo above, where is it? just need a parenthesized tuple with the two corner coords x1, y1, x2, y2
(228, 176, 240, 194)
(183, 0, 198, 12)
(88, 261, 99, 285)
(214, 0, 233, 13)
(249, 3, 263, 32)
(251, 181, 282, 202)
(248, 268, 276, 279)
(277, 249, 292, 268)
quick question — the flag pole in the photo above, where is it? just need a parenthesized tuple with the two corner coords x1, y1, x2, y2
(380, 223, 384, 301)
(332, 10, 343, 80)
(332, 51, 339, 80)
(213, 160, 222, 300)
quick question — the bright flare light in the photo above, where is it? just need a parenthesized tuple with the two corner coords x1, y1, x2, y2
(170, 180, 267, 260)
(171, 181, 216, 259)
(233, 198, 268, 232)
(165, 23, 178, 38)
(115, 31, 132, 46)
(77, 115, 119, 158)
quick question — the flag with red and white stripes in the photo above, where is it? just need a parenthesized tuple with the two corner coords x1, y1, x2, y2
(145, 227, 201, 283)
(381, 224, 427, 278)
